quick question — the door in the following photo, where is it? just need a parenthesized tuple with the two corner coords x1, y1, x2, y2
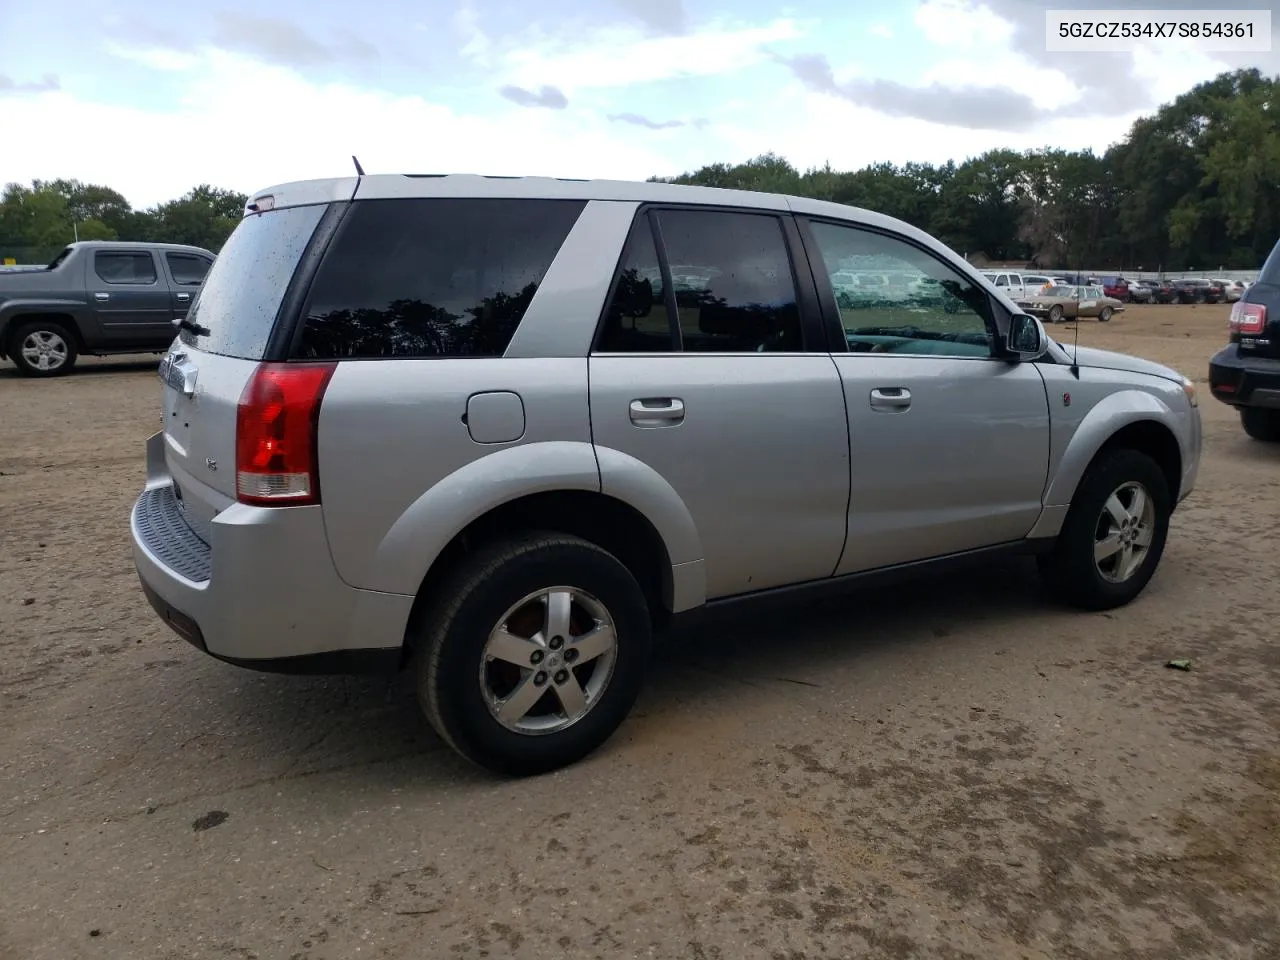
(162, 252, 213, 320)
(589, 207, 850, 600)
(797, 217, 1051, 574)
(90, 249, 173, 345)
(1007, 272, 1025, 298)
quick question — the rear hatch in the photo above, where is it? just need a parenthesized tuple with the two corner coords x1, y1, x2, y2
(159, 197, 338, 541)
(1232, 238, 1280, 360)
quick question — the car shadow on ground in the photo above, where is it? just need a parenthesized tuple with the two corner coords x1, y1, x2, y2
(139, 556, 1056, 791)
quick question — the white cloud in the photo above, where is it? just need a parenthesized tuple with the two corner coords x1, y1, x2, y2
(0, 50, 679, 207)
(497, 17, 802, 92)
(917, 57, 1082, 111)
(103, 41, 200, 72)
(869, 23, 895, 40)
(913, 0, 1013, 49)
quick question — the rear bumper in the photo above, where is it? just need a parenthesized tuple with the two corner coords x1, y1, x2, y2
(131, 431, 413, 673)
(1208, 345, 1280, 409)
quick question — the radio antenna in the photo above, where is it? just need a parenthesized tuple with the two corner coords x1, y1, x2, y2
(1069, 257, 1081, 380)
(352, 155, 366, 177)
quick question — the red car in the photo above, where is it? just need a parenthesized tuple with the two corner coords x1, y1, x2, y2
(1102, 278, 1130, 301)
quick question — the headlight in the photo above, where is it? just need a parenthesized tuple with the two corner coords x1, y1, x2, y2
(1182, 377, 1198, 407)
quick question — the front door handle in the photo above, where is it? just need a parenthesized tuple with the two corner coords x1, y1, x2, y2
(869, 387, 911, 411)
(176, 292, 191, 302)
(94, 292, 110, 301)
(629, 397, 685, 427)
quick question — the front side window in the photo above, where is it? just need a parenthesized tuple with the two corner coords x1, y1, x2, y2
(296, 197, 586, 360)
(95, 252, 157, 285)
(807, 220, 994, 358)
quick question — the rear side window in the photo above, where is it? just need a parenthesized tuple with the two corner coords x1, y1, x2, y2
(294, 198, 587, 360)
(167, 253, 212, 286)
(178, 203, 327, 358)
(95, 252, 157, 284)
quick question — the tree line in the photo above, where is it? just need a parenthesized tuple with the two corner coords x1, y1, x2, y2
(2, 68, 1276, 270)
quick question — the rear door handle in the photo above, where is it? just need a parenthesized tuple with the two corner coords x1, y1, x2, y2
(869, 387, 911, 411)
(94, 292, 110, 301)
(629, 397, 685, 427)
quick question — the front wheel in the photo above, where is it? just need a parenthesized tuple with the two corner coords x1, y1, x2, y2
(1098, 307, 1113, 322)
(1241, 407, 1280, 442)
(9, 320, 78, 377)
(1038, 449, 1171, 611)
(1048, 305, 1064, 323)
(415, 532, 652, 776)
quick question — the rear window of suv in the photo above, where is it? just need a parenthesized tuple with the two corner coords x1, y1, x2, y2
(178, 203, 327, 358)
(293, 197, 587, 360)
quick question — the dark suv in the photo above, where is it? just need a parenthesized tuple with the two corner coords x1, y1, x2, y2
(1209, 240, 1280, 441)
(1174, 279, 1225, 304)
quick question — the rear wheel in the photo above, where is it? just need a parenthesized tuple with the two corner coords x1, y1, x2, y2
(415, 532, 652, 776)
(1048, 305, 1064, 323)
(1098, 307, 1113, 322)
(1241, 407, 1280, 442)
(1038, 449, 1171, 611)
(9, 320, 78, 377)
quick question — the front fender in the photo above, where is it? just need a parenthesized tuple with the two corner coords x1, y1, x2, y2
(1042, 388, 1186, 508)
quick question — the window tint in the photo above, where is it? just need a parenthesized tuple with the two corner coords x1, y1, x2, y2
(95, 252, 157, 285)
(596, 216, 673, 353)
(654, 209, 802, 353)
(167, 253, 211, 286)
(295, 198, 586, 360)
(808, 221, 993, 358)
(178, 203, 326, 359)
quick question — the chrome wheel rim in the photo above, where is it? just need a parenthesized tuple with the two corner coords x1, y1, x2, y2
(479, 586, 618, 736)
(1094, 481, 1155, 584)
(21, 330, 68, 371)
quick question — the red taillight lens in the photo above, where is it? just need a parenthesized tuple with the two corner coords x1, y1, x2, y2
(235, 362, 336, 506)
(1229, 302, 1267, 336)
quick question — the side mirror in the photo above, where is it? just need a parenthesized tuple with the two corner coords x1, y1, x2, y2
(1005, 313, 1047, 361)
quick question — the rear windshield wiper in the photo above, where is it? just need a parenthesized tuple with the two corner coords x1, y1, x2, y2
(172, 317, 211, 337)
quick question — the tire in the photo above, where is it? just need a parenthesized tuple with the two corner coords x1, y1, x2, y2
(1038, 448, 1171, 611)
(415, 532, 652, 776)
(1098, 307, 1113, 322)
(1241, 407, 1280, 442)
(1048, 305, 1064, 323)
(9, 319, 78, 377)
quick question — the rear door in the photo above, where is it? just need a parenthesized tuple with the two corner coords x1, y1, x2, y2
(589, 207, 850, 600)
(90, 249, 172, 345)
(796, 215, 1050, 573)
(158, 203, 332, 541)
(162, 251, 214, 320)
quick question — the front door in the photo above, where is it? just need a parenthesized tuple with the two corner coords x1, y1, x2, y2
(90, 249, 173, 345)
(588, 207, 850, 600)
(798, 217, 1051, 574)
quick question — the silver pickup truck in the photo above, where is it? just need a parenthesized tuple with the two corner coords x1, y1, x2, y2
(0, 240, 215, 377)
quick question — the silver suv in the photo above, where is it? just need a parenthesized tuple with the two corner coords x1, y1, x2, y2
(131, 174, 1202, 775)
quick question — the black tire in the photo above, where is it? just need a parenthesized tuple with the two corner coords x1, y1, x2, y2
(1038, 448, 1171, 611)
(1048, 305, 1064, 323)
(415, 532, 652, 777)
(1098, 307, 1113, 322)
(1241, 407, 1280, 442)
(8, 319, 78, 377)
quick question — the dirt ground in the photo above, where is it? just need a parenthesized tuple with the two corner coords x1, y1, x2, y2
(1, 303, 1278, 960)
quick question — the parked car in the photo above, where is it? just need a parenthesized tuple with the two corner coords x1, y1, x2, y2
(0, 241, 215, 377)
(1209, 242, 1280, 441)
(981, 270, 1033, 299)
(1150, 278, 1178, 304)
(1173, 278, 1226, 304)
(1101, 277, 1132, 301)
(1015, 284, 1126, 323)
(1126, 279, 1154, 303)
(1213, 278, 1245, 302)
(131, 174, 1202, 775)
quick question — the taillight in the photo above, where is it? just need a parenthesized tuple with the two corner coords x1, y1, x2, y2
(235, 362, 337, 506)
(1229, 302, 1267, 336)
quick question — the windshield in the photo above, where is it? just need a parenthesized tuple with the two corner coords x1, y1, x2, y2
(1044, 286, 1076, 297)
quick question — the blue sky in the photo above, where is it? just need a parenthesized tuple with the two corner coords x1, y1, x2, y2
(0, 0, 1275, 207)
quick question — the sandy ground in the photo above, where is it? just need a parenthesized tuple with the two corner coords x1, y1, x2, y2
(1, 303, 1277, 960)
